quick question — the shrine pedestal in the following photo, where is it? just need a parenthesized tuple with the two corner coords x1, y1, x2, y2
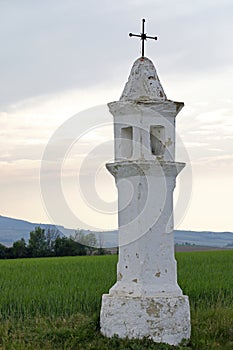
(100, 294, 190, 346)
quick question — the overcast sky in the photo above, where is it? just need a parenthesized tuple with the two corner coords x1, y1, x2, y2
(0, 0, 232, 232)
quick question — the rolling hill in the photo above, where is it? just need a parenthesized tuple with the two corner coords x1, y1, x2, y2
(0, 215, 232, 248)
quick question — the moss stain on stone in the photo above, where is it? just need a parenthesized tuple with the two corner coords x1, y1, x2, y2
(146, 301, 163, 317)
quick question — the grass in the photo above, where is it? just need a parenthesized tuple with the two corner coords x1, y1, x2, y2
(0, 251, 232, 349)
(0, 256, 116, 319)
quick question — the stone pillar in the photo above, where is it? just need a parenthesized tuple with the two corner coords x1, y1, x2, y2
(100, 57, 191, 346)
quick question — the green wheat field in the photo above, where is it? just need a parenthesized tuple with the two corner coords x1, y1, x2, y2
(0, 251, 232, 349)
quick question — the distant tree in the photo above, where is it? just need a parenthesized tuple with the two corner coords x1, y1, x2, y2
(0, 243, 6, 259)
(98, 233, 105, 255)
(73, 230, 97, 255)
(45, 228, 61, 255)
(5, 246, 14, 259)
(12, 238, 27, 258)
(73, 230, 97, 246)
(54, 236, 86, 256)
(85, 233, 97, 248)
(73, 229, 86, 245)
(28, 227, 47, 257)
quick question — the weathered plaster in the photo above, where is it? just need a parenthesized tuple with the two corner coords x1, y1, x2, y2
(100, 56, 191, 345)
(100, 295, 190, 346)
(120, 57, 167, 102)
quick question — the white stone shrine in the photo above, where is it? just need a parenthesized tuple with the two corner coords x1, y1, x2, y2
(100, 56, 191, 345)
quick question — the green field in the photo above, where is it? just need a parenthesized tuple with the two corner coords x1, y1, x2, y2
(0, 251, 232, 349)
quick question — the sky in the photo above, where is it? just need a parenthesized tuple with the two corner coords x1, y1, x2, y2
(0, 0, 232, 233)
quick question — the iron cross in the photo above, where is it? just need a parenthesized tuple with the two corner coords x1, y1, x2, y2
(129, 19, 157, 57)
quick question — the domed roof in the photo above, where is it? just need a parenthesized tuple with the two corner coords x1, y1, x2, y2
(120, 57, 167, 102)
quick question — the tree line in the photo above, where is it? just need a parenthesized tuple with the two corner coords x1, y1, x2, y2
(0, 227, 105, 259)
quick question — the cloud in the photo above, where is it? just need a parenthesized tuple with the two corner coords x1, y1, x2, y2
(1, 0, 233, 230)
(1, 0, 232, 108)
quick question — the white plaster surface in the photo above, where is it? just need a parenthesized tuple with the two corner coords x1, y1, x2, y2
(108, 100, 184, 163)
(100, 294, 190, 346)
(100, 56, 191, 345)
(120, 57, 167, 102)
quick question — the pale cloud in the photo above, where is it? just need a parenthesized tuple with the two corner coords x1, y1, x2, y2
(1, 0, 232, 231)
(1, 0, 232, 107)
(184, 142, 209, 148)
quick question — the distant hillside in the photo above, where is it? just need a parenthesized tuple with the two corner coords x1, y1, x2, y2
(0, 215, 232, 248)
(174, 230, 233, 248)
(94, 229, 233, 248)
(0, 215, 69, 246)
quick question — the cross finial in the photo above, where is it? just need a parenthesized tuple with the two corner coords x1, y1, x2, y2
(129, 19, 157, 58)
